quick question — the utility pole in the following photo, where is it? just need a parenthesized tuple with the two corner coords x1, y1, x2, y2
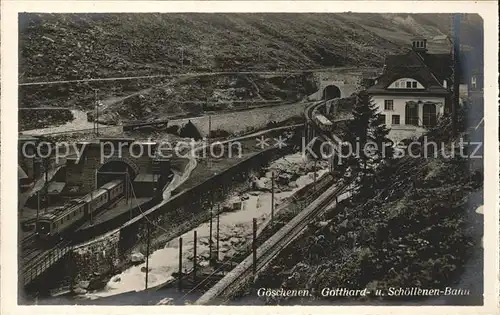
(193, 230, 197, 284)
(452, 14, 461, 137)
(216, 205, 220, 262)
(90, 189, 94, 225)
(129, 173, 133, 219)
(208, 114, 212, 168)
(314, 160, 317, 191)
(145, 222, 151, 290)
(209, 205, 213, 266)
(44, 156, 48, 213)
(94, 89, 99, 137)
(178, 237, 183, 291)
(271, 172, 275, 225)
(36, 191, 40, 225)
(125, 172, 129, 203)
(252, 218, 257, 277)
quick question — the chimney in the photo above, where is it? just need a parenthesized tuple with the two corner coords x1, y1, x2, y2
(411, 38, 427, 53)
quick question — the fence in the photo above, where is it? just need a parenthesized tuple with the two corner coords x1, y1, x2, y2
(22, 243, 72, 286)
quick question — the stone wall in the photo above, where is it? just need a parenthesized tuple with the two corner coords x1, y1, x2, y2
(169, 103, 309, 137)
(72, 230, 121, 288)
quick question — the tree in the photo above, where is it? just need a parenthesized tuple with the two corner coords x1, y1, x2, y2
(344, 92, 393, 186)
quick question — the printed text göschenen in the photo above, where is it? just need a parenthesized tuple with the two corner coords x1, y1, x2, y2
(256, 287, 470, 298)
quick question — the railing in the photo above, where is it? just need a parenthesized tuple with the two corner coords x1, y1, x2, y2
(22, 242, 72, 286)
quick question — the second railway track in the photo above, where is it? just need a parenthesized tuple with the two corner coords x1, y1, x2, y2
(195, 179, 353, 305)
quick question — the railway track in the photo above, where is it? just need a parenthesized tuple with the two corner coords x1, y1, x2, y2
(195, 179, 352, 305)
(22, 240, 72, 286)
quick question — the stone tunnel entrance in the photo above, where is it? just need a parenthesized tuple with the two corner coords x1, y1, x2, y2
(322, 85, 341, 100)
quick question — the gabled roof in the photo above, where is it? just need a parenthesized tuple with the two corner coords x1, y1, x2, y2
(367, 49, 451, 96)
(419, 53, 453, 83)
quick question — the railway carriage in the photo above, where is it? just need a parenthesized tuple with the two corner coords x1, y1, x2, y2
(35, 179, 125, 242)
(81, 188, 109, 214)
(313, 113, 334, 132)
(36, 201, 86, 241)
(101, 179, 125, 203)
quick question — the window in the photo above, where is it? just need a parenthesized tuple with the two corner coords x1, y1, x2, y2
(412, 81, 417, 88)
(471, 76, 477, 89)
(423, 103, 437, 127)
(384, 100, 394, 111)
(392, 115, 400, 125)
(406, 81, 412, 88)
(395, 82, 399, 88)
(405, 103, 419, 126)
(378, 114, 386, 125)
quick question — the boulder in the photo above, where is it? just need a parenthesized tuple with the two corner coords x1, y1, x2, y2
(130, 252, 145, 264)
(141, 266, 152, 273)
(229, 237, 241, 244)
(73, 287, 87, 295)
(77, 280, 90, 289)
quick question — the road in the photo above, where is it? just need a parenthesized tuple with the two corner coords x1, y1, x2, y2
(19, 67, 379, 86)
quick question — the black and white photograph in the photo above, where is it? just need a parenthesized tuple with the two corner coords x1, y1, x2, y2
(1, 1, 497, 312)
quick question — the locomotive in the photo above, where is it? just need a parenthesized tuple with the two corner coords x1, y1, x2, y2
(36, 179, 125, 241)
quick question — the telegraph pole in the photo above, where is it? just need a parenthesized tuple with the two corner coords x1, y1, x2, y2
(216, 205, 220, 262)
(208, 114, 212, 168)
(452, 14, 461, 137)
(145, 222, 151, 290)
(252, 218, 257, 277)
(314, 160, 317, 191)
(95, 90, 99, 137)
(36, 191, 40, 224)
(209, 206, 213, 266)
(90, 189, 94, 225)
(44, 156, 48, 213)
(178, 237, 183, 290)
(271, 172, 275, 224)
(128, 172, 133, 220)
(193, 230, 197, 283)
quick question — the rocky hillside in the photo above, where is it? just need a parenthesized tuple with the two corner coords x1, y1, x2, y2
(18, 13, 482, 121)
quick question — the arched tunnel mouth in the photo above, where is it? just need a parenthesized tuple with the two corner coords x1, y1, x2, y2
(322, 85, 341, 100)
(97, 161, 137, 187)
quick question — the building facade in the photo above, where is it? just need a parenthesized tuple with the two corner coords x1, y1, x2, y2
(366, 38, 452, 142)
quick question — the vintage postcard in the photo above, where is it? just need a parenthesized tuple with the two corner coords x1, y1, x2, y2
(1, 1, 498, 315)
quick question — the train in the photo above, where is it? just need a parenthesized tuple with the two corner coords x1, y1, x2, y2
(313, 113, 334, 132)
(36, 179, 125, 241)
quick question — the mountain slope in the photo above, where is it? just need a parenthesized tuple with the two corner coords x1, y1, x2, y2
(18, 13, 482, 123)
